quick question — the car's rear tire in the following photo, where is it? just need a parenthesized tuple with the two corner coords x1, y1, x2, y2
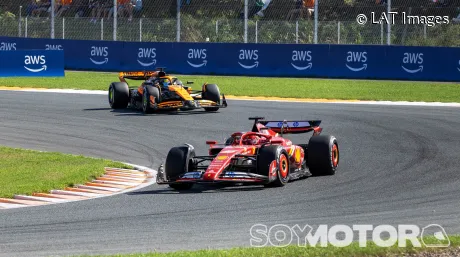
(202, 84, 220, 112)
(108, 82, 129, 109)
(307, 135, 339, 176)
(257, 145, 290, 187)
(165, 145, 196, 190)
(142, 86, 160, 114)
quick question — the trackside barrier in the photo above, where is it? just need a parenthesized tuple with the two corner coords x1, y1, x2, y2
(0, 50, 64, 77)
(1, 37, 459, 81)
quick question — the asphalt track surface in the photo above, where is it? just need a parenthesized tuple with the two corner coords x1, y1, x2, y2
(0, 91, 460, 257)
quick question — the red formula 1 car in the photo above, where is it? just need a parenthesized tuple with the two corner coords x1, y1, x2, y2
(156, 117, 339, 190)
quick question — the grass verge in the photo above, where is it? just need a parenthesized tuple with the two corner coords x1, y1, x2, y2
(82, 236, 460, 257)
(0, 71, 459, 102)
(0, 145, 131, 198)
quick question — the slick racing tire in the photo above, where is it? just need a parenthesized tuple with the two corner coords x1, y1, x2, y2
(307, 135, 339, 176)
(165, 145, 196, 190)
(108, 82, 129, 109)
(257, 145, 290, 187)
(202, 84, 221, 112)
(142, 86, 160, 114)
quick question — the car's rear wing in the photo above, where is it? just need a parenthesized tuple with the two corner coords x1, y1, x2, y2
(118, 71, 165, 82)
(250, 117, 322, 134)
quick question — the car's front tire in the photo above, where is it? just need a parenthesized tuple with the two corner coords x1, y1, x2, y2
(257, 145, 290, 187)
(165, 145, 196, 190)
(202, 84, 221, 112)
(142, 86, 160, 114)
(108, 82, 129, 109)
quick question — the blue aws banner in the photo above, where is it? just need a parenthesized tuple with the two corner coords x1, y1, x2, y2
(0, 36, 459, 81)
(0, 49, 64, 77)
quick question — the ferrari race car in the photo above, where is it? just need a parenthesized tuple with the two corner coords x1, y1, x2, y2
(108, 68, 228, 113)
(156, 117, 339, 190)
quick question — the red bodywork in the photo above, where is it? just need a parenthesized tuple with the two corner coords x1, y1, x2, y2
(174, 119, 322, 184)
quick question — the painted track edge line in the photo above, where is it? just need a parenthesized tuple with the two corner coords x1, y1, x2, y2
(0, 87, 459, 107)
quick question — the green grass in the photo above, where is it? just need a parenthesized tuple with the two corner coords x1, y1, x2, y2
(82, 236, 460, 257)
(0, 146, 131, 198)
(0, 71, 459, 102)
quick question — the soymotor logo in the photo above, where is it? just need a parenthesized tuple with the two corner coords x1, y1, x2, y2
(24, 55, 47, 73)
(238, 49, 259, 69)
(138, 48, 156, 67)
(250, 224, 450, 248)
(187, 48, 207, 68)
(402, 52, 423, 73)
(291, 50, 312, 70)
(90, 46, 109, 65)
(346, 51, 367, 72)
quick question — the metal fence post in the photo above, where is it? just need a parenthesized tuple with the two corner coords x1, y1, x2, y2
(423, 24, 427, 40)
(337, 21, 340, 44)
(387, 0, 391, 45)
(381, 22, 383, 45)
(314, 0, 318, 44)
(244, 0, 248, 43)
(51, 0, 55, 39)
(139, 18, 142, 42)
(18, 6, 22, 37)
(101, 18, 104, 40)
(296, 21, 299, 44)
(176, 0, 181, 42)
(113, 0, 117, 41)
(25, 17, 28, 38)
(216, 20, 219, 41)
(63, 18, 65, 39)
(255, 20, 258, 43)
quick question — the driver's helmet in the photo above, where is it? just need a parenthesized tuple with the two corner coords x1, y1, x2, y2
(160, 79, 170, 89)
(242, 135, 260, 145)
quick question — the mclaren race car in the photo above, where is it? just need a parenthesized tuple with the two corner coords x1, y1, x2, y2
(157, 117, 339, 190)
(108, 68, 227, 113)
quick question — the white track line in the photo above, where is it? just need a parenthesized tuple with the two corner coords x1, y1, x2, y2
(1, 88, 460, 107)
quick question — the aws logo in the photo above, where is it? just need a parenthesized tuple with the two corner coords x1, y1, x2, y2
(24, 55, 47, 73)
(187, 49, 207, 68)
(238, 49, 259, 69)
(291, 50, 312, 70)
(402, 53, 423, 73)
(45, 44, 63, 50)
(0, 42, 16, 51)
(137, 48, 156, 67)
(346, 51, 367, 72)
(90, 46, 109, 65)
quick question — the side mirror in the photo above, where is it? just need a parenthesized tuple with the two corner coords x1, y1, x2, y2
(206, 140, 218, 145)
(187, 81, 194, 84)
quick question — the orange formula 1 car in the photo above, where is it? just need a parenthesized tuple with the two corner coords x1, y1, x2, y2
(157, 117, 339, 190)
(108, 68, 227, 113)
